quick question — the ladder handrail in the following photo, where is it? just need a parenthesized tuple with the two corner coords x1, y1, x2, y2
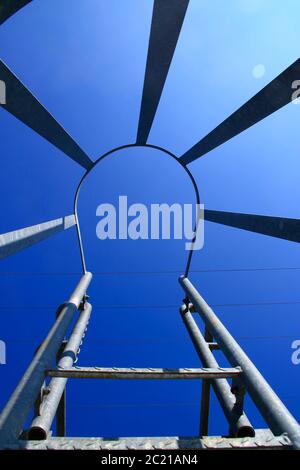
(179, 275, 300, 450)
(0, 272, 92, 445)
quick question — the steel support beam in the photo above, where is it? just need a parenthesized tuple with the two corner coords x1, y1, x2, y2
(204, 209, 300, 243)
(28, 302, 92, 440)
(136, 0, 189, 144)
(0, 60, 93, 169)
(180, 58, 300, 164)
(0, 272, 92, 446)
(46, 366, 241, 380)
(180, 305, 254, 437)
(179, 275, 300, 449)
(0, 215, 75, 259)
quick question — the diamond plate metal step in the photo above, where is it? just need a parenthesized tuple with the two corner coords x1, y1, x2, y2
(5, 430, 292, 450)
(46, 366, 242, 380)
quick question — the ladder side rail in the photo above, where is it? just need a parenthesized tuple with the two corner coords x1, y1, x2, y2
(179, 275, 300, 450)
(0, 272, 92, 446)
(180, 304, 254, 437)
(28, 302, 92, 439)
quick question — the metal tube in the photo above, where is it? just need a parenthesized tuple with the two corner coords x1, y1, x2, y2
(28, 302, 92, 440)
(68, 273, 92, 306)
(179, 275, 300, 449)
(180, 305, 254, 437)
(0, 273, 92, 446)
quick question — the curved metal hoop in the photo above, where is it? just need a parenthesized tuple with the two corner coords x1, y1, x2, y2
(1, 5, 201, 278)
(74, 143, 201, 276)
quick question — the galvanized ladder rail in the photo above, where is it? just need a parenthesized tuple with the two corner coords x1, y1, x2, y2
(179, 304, 254, 438)
(1, 0, 300, 451)
(0, 193, 297, 451)
(179, 275, 300, 450)
(27, 307, 245, 441)
(0, 271, 92, 447)
(28, 299, 93, 440)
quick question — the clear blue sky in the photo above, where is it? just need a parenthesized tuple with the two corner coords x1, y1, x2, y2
(0, 0, 300, 438)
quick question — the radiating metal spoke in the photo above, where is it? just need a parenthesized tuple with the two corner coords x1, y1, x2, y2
(136, 0, 189, 144)
(0, 0, 32, 25)
(204, 209, 300, 243)
(0, 215, 76, 259)
(0, 60, 93, 169)
(180, 58, 300, 164)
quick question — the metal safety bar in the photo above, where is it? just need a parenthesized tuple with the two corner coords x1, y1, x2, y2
(179, 275, 300, 450)
(0, 272, 92, 446)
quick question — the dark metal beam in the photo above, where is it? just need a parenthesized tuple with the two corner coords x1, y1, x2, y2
(205, 209, 300, 243)
(0, 0, 32, 25)
(136, 0, 189, 144)
(180, 58, 300, 164)
(179, 276, 300, 450)
(0, 215, 76, 259)
(46, 366, 241, 380)
(0, 273, 92, 446)
(0, 60, 93, 169)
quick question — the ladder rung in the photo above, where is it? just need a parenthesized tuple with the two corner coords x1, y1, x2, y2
(46, 366, 242, 380)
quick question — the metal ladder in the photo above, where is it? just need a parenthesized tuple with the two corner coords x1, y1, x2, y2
(0, 270, 299, 450)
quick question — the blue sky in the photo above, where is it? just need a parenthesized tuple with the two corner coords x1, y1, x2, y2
(0, 0, 300, 438)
